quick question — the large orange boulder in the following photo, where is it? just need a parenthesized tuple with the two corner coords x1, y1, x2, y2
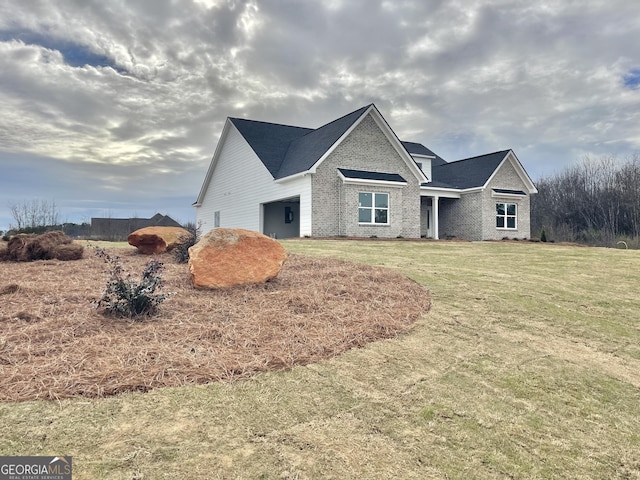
(128, 226, 190, 254)
(189, 228, 287, 289)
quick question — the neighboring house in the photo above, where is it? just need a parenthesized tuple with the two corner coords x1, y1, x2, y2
(90, 213, 182, 240)
(194, 104, 537, 241)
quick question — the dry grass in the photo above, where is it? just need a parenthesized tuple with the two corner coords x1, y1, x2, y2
(0, 245, 429, 402)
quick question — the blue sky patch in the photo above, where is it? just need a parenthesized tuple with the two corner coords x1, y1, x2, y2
(623, 69, 640, 89)
(0, 29, 123, 71)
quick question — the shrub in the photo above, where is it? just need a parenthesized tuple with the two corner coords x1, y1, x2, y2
(540, 227, 547, 243)
(173, 221, 202, 264)
(94, 247, 169, 318)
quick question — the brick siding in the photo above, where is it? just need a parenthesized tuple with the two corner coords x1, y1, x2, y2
(311, 114, 421, 238)
(482, 160, 531, 240)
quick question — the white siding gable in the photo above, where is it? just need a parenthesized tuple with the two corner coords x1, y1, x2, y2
(195, 122, 311, 235)
(412, 155, 432, 181)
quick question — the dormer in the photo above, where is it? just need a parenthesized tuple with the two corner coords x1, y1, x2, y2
(411, 153, 436, 181)
(401, 141, 438, 182)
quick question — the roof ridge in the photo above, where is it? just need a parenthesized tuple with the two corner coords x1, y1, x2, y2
(229, 104, 373, 134)
(229, 116, 313, 132)
(440, 149, 511, 166)
(313, 103, 372, 130)
(291, 104, 372, 143)
(276, 105, 373, 178)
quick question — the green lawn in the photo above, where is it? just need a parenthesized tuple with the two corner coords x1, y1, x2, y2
(2, 240, 639, 479)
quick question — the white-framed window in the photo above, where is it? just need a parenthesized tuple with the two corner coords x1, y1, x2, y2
(214, 210, 220, 228)
(496, 203, 517, 229)
(359, 192, 389, 224)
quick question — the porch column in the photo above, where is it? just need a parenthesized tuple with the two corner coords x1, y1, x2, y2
(433, 195, 440, 240)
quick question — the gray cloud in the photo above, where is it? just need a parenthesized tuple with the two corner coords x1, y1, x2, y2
(0, 0, 639, 231)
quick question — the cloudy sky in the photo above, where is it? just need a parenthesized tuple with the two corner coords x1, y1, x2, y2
(1, 0, 639, 232)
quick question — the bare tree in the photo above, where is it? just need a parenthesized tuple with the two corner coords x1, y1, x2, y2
(531, 154, 640, 245)
(8, 199, 60, 231)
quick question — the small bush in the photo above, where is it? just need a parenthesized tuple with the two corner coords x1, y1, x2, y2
(94, 247, 169, 318)
(540, 227, 547, 243)
(173, 222, 202, 264)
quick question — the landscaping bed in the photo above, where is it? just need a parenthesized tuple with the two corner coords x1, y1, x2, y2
(0, 248, 430, 401)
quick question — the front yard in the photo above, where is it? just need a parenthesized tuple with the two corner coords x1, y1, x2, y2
(1, 239, 639, 479)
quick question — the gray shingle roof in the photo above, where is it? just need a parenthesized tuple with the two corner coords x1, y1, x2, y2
(278, 105, 371, 179)
(402, 141, 448, 167)
(229, 105, 508, 189)
(229, 118, 313, 177)
(338, 168, 407, 183)
(420, 179, 458, 189)
(493, 188, 526, 195)
(230, 105, 371, 179)
(430, 150, 510, 189)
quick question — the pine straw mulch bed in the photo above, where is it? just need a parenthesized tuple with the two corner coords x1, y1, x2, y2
(0, 247, 430, 402)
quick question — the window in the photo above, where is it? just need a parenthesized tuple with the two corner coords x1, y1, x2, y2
(359, 192, 389, 224)
(496, 203, 516, 229)
(214, 210, 220, 228)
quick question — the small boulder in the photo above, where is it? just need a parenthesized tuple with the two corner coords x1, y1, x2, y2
(189, 228, 287, 289)
(128, 226, 190, 254)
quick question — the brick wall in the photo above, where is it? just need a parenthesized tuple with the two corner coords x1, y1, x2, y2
(438, 193, 483, 240)
(481, 160, 532, 240)
(433, 158, 533, 241)
(312, 113, 421, 238)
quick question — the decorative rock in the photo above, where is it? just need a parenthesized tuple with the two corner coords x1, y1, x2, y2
(188, 228, 287, 289)
(128, 226, 191, 254)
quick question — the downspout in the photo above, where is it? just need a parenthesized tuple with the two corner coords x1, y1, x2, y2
(338, 178, 342, 236)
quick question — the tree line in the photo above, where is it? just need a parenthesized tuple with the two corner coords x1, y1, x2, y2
(531, 155, 640, 246)
(3, 199, 90, 239)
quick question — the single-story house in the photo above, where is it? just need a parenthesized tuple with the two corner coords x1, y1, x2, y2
(194, 104, 537, 240)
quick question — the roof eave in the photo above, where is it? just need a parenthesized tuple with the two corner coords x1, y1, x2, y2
(274, 171, 310, 183)
(482, 150, 538, 194)
(419, 185, 462, 198)
(308, 105, 429, 184)
(195, 118, 233, 205)
(307, 105, 375, 174)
